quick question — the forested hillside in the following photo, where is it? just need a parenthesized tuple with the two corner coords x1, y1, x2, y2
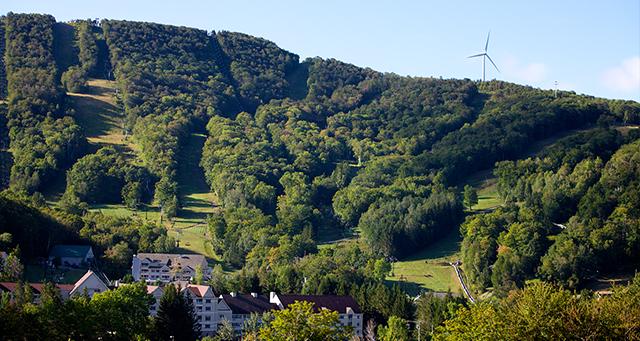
(0, 13, 639, 304)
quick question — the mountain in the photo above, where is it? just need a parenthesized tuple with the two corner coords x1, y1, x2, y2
(0, 12, 638, 296)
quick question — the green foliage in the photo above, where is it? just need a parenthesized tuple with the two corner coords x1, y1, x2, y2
(102, 19, 240, 217)
(0, 281, 152, 340)
(72, 19, 100, 76)
(415, 292, 466, 340)
(216, 31, 299, 111)
(463, 185, 478, 210)
(90, 282, 153, 340)
(64, 147, 153, 204)
(0, 248, 24, 281)
(0, 192, 82, 259)
(80, 212, 176, 277)
(61, 65, 88, 92)
(4, 13, 85, 193)
(378, 315, 410, 341)
(259, 300, 351, 341)
(154, 284, 200, 341)
(358, 186, 462, 258)
(434, 278, 640, 340)
(463, 134, 640, 293)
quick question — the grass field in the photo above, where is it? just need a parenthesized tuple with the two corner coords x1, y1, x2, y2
(68, 79, 137, 154)
(464, 169, 502, 211)
(386, 228, 463, 296)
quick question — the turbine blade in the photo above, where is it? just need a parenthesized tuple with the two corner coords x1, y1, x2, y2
(485, 31, 491, 51)
(486, 54, 500, 72)
(467, 53, 485, 58)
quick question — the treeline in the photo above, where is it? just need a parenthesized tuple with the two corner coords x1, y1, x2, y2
(216, 31, 299, 111)
(434, 277, 640, 340)
(462, 129, 640, 293)
(0, 191, 174, 278)
(3, 13, 85, 193)
(0, 18, 6, 99)
(102, 19, 240, 217)
(62, 147, 154, 207)
(59, 19, 100, 92)
(413, 81, 614, 183)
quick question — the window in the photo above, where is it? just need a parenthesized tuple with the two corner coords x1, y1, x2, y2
(205, 316, 211, 321)
(205, 299, 211, 303)
(204, 324, 210, 329)
(205, 307, 211, 311)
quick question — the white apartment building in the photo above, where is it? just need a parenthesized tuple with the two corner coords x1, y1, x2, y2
(132, 253, 211, 283)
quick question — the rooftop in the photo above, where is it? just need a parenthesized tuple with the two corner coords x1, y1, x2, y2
(221, 293, 278, 314)
(136, 253, 207, 270)
(49, 245, 93, 259)
(0, 282, 75, 294)
(276, 294, 361, 313)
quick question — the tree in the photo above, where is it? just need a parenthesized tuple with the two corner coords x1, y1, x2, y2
(213, 319, 234, 341)
(91, 282, 153, 340)
(463, 185, 478, 210)
(122, 181, 143, 209)
(259, 301, 351, 341)
(154, 284, 200, 341)
(241, 313, 262, 340)
(364, 319, 377, 341)
(194, 264, 204, 285)
(0, 248, 24, 281)
(377, 316, 409, 341)
(61, 66, 87, 92)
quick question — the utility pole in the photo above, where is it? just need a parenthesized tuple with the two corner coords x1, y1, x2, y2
(554, 80, 558, 98)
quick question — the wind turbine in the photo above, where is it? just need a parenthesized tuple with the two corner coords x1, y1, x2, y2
(468, 31, 500, 82)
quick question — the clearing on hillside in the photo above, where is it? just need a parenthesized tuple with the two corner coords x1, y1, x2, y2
(386, 228, 463, 296)
(68, 78, 136, 154)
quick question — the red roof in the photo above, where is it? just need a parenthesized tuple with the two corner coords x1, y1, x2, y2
(277, 294, 361, 313)
(0, 282, 74, 294)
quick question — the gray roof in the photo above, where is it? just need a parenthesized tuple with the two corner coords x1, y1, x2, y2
(136, 253, 207, 269)
(49, 245, 93, 259)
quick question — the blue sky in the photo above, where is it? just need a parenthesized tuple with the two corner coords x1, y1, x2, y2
(3, 1, 639, 100)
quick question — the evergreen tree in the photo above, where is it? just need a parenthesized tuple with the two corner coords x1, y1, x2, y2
(154, 285, 201, 341)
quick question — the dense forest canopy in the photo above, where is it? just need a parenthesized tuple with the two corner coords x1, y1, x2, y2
(0, 14, 639, 316)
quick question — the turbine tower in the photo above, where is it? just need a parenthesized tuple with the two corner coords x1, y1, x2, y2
(468, 31, 500, 82)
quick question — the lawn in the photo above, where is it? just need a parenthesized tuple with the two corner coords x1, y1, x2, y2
(386, 228, 463, 296)
(464, 169, 502, 211)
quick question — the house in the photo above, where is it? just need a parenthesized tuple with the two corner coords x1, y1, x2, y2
(49, 245, 94, 267)
(0, 282, 74, 303)
(269, 293, 364, 337)
(69, 270, 110, 298)
(0, 269, 108, 303)
(132, 253, 211, 283)
(220, 292, 277, 331)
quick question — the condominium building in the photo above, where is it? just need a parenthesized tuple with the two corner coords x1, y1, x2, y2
(132, 253, 211, 283)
